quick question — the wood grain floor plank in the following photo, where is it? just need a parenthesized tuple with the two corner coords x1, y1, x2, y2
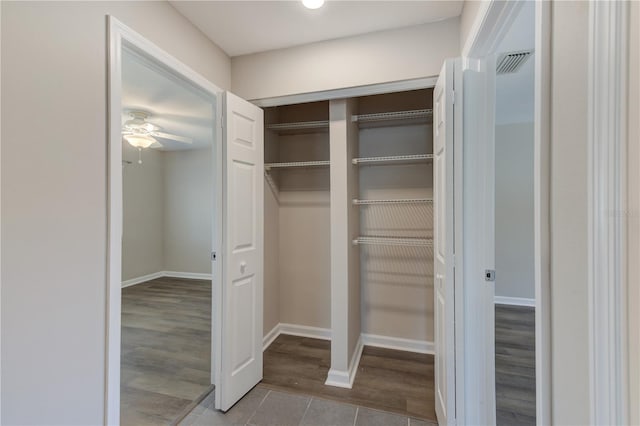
(263, 335, 436, 421)
(495, 305, 536, 425)
(121, 278, 212, 425)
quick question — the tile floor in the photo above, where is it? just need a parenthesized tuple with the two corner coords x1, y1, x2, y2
(179, 385, 436, 426)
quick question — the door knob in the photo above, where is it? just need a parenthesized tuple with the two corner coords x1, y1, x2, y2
(240, 261, 247, 273)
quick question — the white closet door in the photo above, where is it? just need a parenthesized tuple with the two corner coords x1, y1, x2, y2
(433, 60, 456, 426)
(218, 91, 264, 411)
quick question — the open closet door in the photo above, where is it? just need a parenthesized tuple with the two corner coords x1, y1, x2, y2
(217, 91, 264, 411)
(433, 59, 457, 426)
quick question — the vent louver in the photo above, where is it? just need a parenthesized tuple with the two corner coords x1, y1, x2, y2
(496, 50, 533, 75)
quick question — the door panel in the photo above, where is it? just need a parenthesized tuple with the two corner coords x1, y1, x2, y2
(434, 59, 456, 426)
(218, 91, 264, 411)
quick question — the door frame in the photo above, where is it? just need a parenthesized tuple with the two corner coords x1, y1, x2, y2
(461, 0, 551, 424)
(106, 16, 224, 425)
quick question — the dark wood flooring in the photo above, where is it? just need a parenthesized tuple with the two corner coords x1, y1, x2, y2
(495, 304, 536, 425)
(262, 335, 436, 422)
(121, 277, 212, 425)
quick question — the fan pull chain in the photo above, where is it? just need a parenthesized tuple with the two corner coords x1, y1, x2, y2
(138, 147, 143, 165)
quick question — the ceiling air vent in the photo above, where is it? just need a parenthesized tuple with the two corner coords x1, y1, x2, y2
(496, 50, 533, 75)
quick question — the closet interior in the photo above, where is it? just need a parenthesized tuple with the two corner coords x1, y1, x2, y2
(262, 89, 435, 419)
(353, 89, 434, 344)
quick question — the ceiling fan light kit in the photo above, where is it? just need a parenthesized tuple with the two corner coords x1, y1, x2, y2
(123, 134, 156, 149)
(122, 110, 194, 164)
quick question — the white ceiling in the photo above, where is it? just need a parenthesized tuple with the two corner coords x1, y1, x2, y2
(122, 49, 214, 151)
(495, 1, 535, 125)
(170, 1, 463, 57)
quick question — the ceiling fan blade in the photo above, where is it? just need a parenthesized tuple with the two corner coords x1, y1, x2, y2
(149, 141, 163, 149)
(151, 131, 193, 144)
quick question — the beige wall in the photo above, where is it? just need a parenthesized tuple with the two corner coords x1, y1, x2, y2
(0, 1, 230, 423)
(163, 148, 213, 275)
(231, 20, 459, 101)
(278, 191, 331, 328)
(122, 142, 165, 281)
(550, 1, 590, 423)
(495, 122, 534, 300)
(628, 1, 640, 423)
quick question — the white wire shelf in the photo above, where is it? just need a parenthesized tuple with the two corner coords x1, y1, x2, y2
(266, 120, 329, 132)
(352, 109, 433, 124)
(265, 160, 330, 170)
(352, 154, 433, 165)
(352, 237, 433, 247)
(352, 198, 433, 205)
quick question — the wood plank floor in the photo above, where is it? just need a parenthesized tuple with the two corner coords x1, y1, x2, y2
(262, 335, 436, 422)
(121, 277, 212, 425)
(495, 305, 536, 425)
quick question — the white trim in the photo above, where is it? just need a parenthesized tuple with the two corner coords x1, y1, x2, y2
(279, 323, 331, 340)
(462, 0, 523, 59)
(534, 2, 552, 424)
(588, 1, 629, 424)
(162, 271, 213, 281)
(121, 272, 164, 288)
(494, 296, 535, 307)
(251, 77, 436, 108)
(262, 324, 281, 351)
(121, 271, 213, 288)
(325, 336, 363, 389)
(107, 16, 224, 426)
(361, 333, 434, 355)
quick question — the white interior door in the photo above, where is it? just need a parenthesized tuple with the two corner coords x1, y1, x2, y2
(217, 91, 264, 411)
(433, 59, 456, 426)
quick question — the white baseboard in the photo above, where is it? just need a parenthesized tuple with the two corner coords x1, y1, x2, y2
(263, 324, 281, 351)
(122, 271, 212, 288)
(121, 271, 164, 288)
(494, 296, 535, 307)
(162, 271, 212, 280)
(361, 333, 435, 355)
(262, 323, 331, 352)
(278, 323, 331, 340)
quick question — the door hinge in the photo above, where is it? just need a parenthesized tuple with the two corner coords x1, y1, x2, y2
(211, 251, 217, 261)
(485, 269, 495, 282)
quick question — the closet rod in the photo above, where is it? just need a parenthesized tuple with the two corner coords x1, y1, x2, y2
(266, 120, 329, 131)
(352, 109, 433, 123)
(352, 198, 432, 205)
(264, 160, 330, 170)
(351, 154, 433, 165)
(352, 237, 433, 247)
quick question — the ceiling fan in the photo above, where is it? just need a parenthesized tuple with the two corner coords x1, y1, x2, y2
(122, 110, 193, 164)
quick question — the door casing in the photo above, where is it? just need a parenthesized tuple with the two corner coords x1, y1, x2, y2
(106, 16, 224, 425)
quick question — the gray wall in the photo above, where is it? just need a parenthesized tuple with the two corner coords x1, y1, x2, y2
(0, 2, 229, 423)
(122, 147, 213, 282)
(495, 122, 534, 300)
(550, 1, 590, 423)
(122, 142, 165, 281)
(629, 2, 640, 423)
(163, 148, 213, 275)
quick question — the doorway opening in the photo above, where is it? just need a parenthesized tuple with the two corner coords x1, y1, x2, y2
(119, 45, 217, 424)
(492, 1, 536, 424)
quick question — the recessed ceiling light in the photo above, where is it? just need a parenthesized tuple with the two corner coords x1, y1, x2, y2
(302, 0, 324, 10)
